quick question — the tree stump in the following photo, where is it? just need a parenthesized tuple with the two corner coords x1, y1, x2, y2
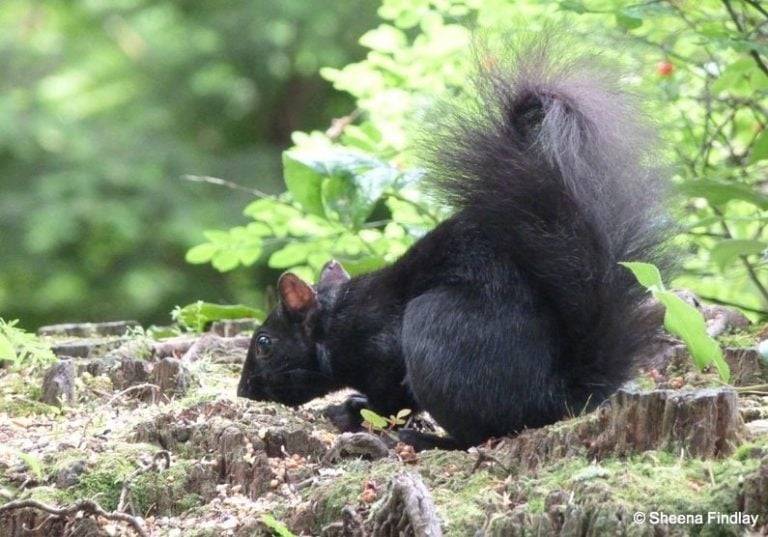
(741, 456, 768, 525)
(150, 357, 190, 400)
(109, 357, 150, 391)
(41, 360, 75, 407)
(596, 388, 743, 458)
(181, 334, 250, 363)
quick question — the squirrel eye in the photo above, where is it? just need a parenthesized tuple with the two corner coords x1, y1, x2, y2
(255, 334, 273, 356)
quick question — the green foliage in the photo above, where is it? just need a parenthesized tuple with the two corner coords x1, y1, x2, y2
(622, 262, 730, 381)
(0, 446, 44, 480)
(171, 301, 265, 333)
(261, 514, 297, 537)
(186, 148, 431, 279)
(0, 319, 57, 370)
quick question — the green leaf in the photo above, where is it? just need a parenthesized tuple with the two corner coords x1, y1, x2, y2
(677, 179, 768, 209)
(335, 255, 388, 275)
(623, 266, 729, 382)
(558, 1, 588, 14)
(268, 242, 313, 269)
(396, 408, 412, 419)
(185, 243, 217, 264)
(360, 408, 388, 429)
(0, 333, 17, 362)
(655, 291, 729, 381)
(173, 301, 265, 332)
(685, 215, 723, 231)
(203, 229, 231, 244)
(260, 514, 296, 537)
(711, 58, 753, 94)
(282, 152, 326, 217)
(710, 239, 767, 272)
(615, 10, 643, 30)
(237, 245, 263, 266)
(284, 149, 399, 229)
(750, 129, 768, 164)
(359, 24, 407, 53)
(620, 262, 664, 291)
(211, 250, 240, 272)
(245, 221, 274, 237)
(321, 175, 358, 226)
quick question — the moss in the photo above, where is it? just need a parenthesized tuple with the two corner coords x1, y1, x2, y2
(26, 485, 71, 505)
(132, 458, 203, 516)
(431, 471, 500, 535)
(732, 442, 768, 461)
(0, 371, 62, 416)
(481, 443, 767, 536)
(179, 492, 204, 512)
(72, 457, 135, 511)
(308, 458, 396, 527)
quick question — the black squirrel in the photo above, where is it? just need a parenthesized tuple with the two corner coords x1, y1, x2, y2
(237, 36, 671, 450)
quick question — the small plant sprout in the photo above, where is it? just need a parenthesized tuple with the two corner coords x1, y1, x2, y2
(360, 408, 412, 433)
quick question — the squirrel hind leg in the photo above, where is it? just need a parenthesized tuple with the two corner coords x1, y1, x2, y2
(402, 286, 563, 447)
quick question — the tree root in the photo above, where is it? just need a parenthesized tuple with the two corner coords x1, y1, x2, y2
(0, 498, 148, 537)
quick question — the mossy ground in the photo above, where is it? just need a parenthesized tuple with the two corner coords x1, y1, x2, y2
(0, 323, 767, 536)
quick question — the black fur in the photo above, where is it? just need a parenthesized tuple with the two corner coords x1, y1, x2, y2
(237, 36, 672, 450)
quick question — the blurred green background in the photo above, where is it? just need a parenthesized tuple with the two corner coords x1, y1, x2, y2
(0, 0, 378, 328)
(2, 0, 767, 330)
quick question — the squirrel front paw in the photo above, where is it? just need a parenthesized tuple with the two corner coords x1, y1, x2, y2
(323, 393, 369, 432)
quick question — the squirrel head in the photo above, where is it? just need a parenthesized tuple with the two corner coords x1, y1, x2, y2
(236, 260, 350, 406)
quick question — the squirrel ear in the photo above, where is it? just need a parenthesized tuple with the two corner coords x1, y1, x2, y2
(319, 260, 350, 288)
(278, 273, 317, 316)
(318, 260, 350, 307)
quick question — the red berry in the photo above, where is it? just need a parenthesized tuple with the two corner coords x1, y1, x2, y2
(657, 60, 674, 77)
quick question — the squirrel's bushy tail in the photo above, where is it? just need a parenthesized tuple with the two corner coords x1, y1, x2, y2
(424, 35, 672, 399)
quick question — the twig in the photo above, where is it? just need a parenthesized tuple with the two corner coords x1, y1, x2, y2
(721, 0, 768, 77)
(468, 447, 509, 474)
(744, 0, 768, 19)
(182, 174, 272, 199)
(78, 383, 162, 448)
(326, 109, 362, 140)
(118, 450, 171, 514)
(694, 292, 768, 317)
(711, 206, 768, 306)
(0, 498, 148, 537)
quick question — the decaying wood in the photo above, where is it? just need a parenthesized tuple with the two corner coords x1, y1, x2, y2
(181, 334, 249, 363)
(501, 387, 745, 472)
(595, 388, 743, 458)
(149, 357, 190, 400)
(369, 472, 442, 537)
(741, 455, 768, 523)
(40, 360, 75, 407)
